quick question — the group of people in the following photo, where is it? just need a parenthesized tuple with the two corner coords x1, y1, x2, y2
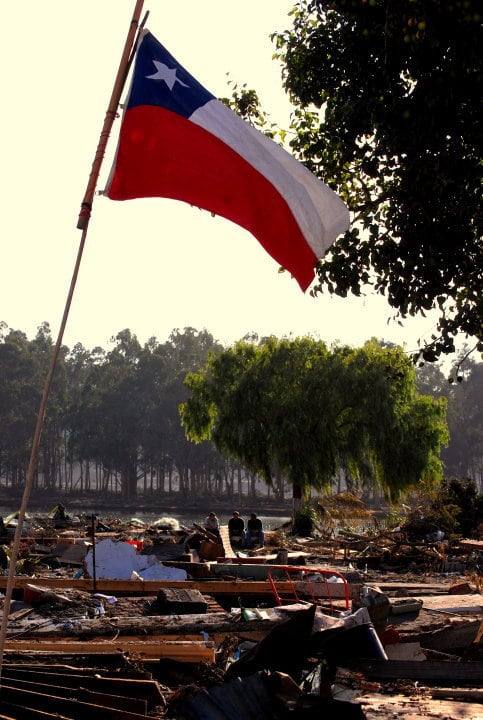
(204, 510, 265, 548)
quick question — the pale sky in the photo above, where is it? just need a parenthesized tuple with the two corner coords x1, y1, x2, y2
(1, 1, 440, 355)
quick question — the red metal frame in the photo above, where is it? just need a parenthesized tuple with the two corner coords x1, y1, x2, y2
(266, 565, 350, 612)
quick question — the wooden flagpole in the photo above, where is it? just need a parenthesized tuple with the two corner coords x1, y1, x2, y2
(0, 0, 146, 683)
(77, 0, 147, 230)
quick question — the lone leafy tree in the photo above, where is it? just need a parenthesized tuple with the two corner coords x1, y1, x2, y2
(180, 337, 448, 514)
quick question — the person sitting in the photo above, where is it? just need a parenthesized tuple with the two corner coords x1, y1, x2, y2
(51, 503, 68, 527)
(52, 503, 66, 521)
(204, 511, 220, 538)
(245, 512, 264, 548)
(228, 511, 245, 547)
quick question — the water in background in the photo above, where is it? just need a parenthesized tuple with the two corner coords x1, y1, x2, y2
(99, 511, 289, 532)
(0, 506, 290, 532)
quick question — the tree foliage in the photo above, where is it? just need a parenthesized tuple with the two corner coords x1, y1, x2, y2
(0, 323, 227, 499)
(180, 337, 449, 503)
(66, 327, 224, 498)
(404, 476, 483, 538)
(416, 352, 483, 481)
(273, 0, 482, 361)
(0, 322, 67, 488)
(2, 322, 479, 503)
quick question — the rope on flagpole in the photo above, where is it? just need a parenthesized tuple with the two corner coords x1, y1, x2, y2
(0, 0, 146, 686)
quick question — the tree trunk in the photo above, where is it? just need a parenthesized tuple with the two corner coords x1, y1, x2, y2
(292, 482, 309, 517)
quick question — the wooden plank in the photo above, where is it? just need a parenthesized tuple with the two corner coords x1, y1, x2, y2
(375, 582, 454, 594)
(12, 608, 284, 638)
(54, 632, 267, 643)
(7, 606, 36, 621)
(0, 677, 148, 715)
(0, 576, 269, 593)
(458, 539, 483, 551)
(347, 658, 483, 683)
(0, 576, 229, 593)
(361, 693, 483, 720)
(219, 524, 236, 556)
(0, 575, 359, 599)
(419, 593, 483, 614)
(432, 688, 483, 702)
(0, 707, 72, 720)
(77, 688, 147, 715)
(1, 663, 150, 677)
(49, 631, 265, 643)
(0, 683, 153, 720)
(0, 667, 164, 705)
(3, 638, 215, 662)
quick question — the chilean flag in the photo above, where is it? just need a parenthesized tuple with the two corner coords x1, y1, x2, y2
(105, 30, 349, 291)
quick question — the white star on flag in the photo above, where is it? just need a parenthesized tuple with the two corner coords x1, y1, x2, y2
(146, 61, 189, 90)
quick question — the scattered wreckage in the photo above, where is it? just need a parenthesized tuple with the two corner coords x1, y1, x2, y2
(0, 509, 481, 719)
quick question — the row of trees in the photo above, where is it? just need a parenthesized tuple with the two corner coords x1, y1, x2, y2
(0, 321, 481, 505)
(0, 322, 225, 500)
(416, 357, 483, 482)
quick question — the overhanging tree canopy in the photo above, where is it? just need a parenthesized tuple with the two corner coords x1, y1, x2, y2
(272, 0, 482, 361)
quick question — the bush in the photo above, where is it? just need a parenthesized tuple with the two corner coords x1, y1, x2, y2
(402, 477, 483, 539)
(293, 506, 318, 536)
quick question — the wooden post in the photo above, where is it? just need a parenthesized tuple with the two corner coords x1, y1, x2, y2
(91, 514, 97, 593)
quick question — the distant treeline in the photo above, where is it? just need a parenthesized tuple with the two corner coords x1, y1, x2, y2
(0, 322, 481, 501)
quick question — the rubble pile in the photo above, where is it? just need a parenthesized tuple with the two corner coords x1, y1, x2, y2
(0, 507, 480, 719)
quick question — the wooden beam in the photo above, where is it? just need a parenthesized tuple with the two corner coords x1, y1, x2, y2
(0, 682, 153, 720)
(347, 658, 483, 683)
(0, 575, 358, 598)
(361, 693, 482, 720)
(431, 688, 483, 702)
(0, 676, 149, 716)
(419, 593, 483, 614)
(3, 638, 215, 662)
(375, 582, 456, 594)
(15, 609, 285, 639)
(0, 667, 164, 705)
